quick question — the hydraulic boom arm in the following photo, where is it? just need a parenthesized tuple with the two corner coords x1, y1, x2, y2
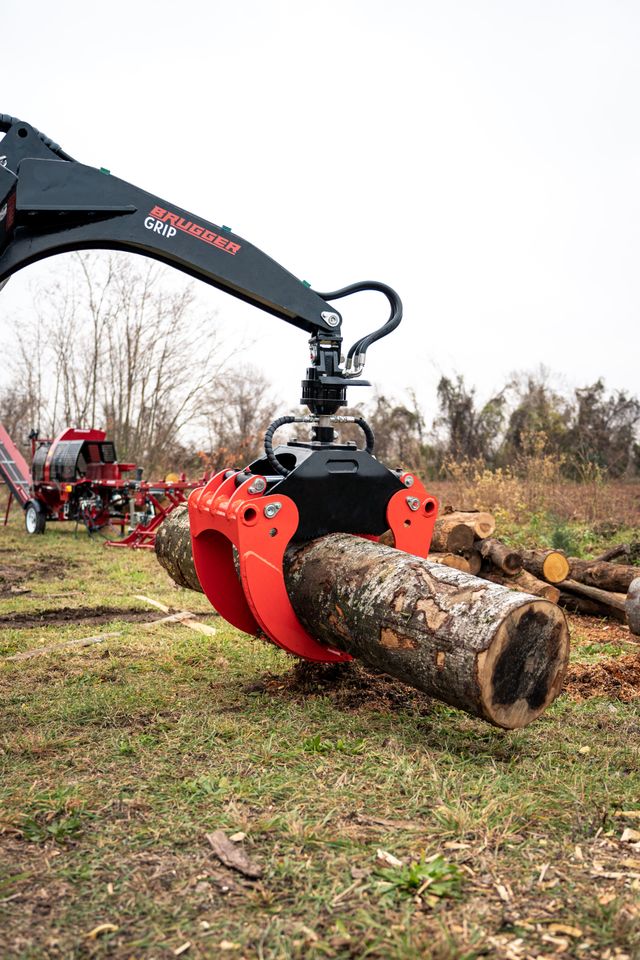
(0, 114, 401, 415)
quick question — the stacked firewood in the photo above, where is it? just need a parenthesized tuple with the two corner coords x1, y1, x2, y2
(425, 508, 640, 637)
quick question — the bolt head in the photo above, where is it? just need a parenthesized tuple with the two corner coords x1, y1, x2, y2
(248, 476, 267, 495)
(403, 475, 414, 487)
(321, 311, 340, 328)
(264, 502, 282, 519)
(406, 496, 420, 512)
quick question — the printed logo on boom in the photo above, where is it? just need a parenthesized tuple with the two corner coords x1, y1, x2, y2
(144, 206, 241, 255)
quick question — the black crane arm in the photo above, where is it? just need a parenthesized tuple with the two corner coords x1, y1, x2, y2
(0, 115, 402, 414)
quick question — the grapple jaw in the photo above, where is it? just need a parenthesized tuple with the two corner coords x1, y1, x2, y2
(188, 446, 438, 662)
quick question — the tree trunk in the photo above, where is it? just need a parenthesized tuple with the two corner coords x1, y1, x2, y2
(442, 510, 496, 539)
(482, 568, 561, 604)
(430, 517, 475, 554)
(156, 507, 569, 730)
(479, 539, 523, 576)
(521, 549, 571, 584)
(566, 558, 640, 594)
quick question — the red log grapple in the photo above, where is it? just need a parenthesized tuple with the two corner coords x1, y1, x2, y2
(0, 113, 440, 658)
(189, 445, 438, 662)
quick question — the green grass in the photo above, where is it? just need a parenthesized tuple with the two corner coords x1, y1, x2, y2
(1, 516, 640, 958)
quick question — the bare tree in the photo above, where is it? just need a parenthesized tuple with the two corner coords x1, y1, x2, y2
(201, 366, 279, 472)
(2, 252, 240, 475)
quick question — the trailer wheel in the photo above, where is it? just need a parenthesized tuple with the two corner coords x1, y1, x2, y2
(24, 501, 46, 534)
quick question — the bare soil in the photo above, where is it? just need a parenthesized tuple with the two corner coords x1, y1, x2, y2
(0, 605, 162, 629)
(245, 659, 435, 713)
(565, 652, 640, 701)
(0, 556, 76, 597)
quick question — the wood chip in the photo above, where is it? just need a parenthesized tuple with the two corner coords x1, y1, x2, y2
(537, 862, 550, 885)
(205, 830, 262, 879)
(85, 923, 119, 939)
(134, 596, 216, 636)
(621, 828, 640, 843)
(376, 849, 403, 867)
(549, 924, 582, 938)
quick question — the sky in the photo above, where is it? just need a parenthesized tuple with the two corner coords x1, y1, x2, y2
(1, 0, 639, 424)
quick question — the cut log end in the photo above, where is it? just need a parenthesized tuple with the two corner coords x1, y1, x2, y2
(542, 553, 571, 584)
(478, 599, 569, 729)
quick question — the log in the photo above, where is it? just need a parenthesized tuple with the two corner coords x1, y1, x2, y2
(462, 548, 483, 576)
(521, 549, 571, 584)
(442, 510, 496, 539)
(557, 591, 626, 623)
(593, 544, 630, 563)
(566, 558, 640, 594)
(478, 539, 523, 576)
(482, 568, 560, 604)
(430, 517, 475, 554)
(427, 552, 471, 573)
(560, 577, 640, 631)
(156, 507, 569, 729)
(155, 505, 204, 593)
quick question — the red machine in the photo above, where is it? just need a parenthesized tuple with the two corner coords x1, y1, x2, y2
(0, 424, 204, 548)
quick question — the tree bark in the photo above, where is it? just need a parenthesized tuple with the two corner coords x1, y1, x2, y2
(156, 507, 569, 729)
(560, 579, 626, 613)
(482, 568, 561, 604)
(557, 591, 626, 623)
(521, 549, 571, 584)
(155, 503, 203, 592)
(430, 518, 475, 554)
(479, 539, 523, 576)
(566, 558, 640, 594)
(593, 544, 630, 563)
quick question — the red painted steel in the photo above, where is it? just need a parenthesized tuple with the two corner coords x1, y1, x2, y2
(189, 468, 439, 662)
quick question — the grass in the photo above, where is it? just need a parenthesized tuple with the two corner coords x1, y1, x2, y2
(1, 511, 640, 958)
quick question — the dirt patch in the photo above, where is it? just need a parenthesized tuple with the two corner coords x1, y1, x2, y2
(567, 612, 637, 647)
(0, 558, 76, 597)
(0, 605, 159, 629)
(246, 659, 434, 713)
(564, 652, 640, 701)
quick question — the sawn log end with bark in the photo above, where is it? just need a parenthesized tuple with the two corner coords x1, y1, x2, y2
(156, 507, 570, 730)
(284, 535, 569, 730)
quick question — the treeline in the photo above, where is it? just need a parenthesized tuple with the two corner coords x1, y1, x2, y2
(367, 374, 640, 480)
(1, 254, 638, 481)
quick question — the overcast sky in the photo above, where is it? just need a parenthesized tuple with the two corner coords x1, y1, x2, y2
(1, 0, 638, 421)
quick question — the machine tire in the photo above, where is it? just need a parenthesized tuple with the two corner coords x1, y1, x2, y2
(24, 500, 46, 535)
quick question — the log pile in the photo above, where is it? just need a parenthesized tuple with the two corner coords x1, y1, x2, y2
(429, 509, 640, 636)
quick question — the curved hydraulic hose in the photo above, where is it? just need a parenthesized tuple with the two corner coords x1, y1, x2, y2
(314, 281, 403, 375)
(264, 415, 376, 477)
